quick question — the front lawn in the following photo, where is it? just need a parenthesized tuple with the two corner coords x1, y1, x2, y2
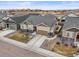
(9, 32, 30, 43)
(52, 43, 78, 57)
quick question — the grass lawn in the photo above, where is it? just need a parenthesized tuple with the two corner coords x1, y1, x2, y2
(9, 32, 30, 43)
(52, 44, 78, 57)
(37, 30, 48, 36)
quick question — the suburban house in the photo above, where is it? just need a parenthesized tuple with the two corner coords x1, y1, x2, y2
(0, 10, 7, 29)
(0, 14, 56, 36)
(20, 14, 56, 36)
(3, 14, 30, 30)
(62, 15, 79, 46)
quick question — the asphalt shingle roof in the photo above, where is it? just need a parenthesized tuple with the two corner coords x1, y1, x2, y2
(66, 28, 79, 32)
(0, 11, 7, 22)
(63, 17, 79, 30)
(10, 14, 30, 24)
(0, 11, 7, 18)
(26, 14, 56, 26)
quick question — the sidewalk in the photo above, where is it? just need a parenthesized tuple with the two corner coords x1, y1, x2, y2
(0, 30, 15, 37)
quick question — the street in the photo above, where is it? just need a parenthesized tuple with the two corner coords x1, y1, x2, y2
(0, 40, 44, 57)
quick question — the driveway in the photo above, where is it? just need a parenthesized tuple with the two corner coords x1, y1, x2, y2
(0, 30, 15, 37)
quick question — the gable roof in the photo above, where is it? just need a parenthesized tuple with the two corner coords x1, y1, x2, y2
(67, 11, 78, 17)
(9, 14, 41, 24)
(67, 13, 78, 17)
(66, 28, 79, 32)
(63, 17, 79, 30)
(10, 14, 30, 24)
(0, 10, 7, 18)
(26, 14, 56, 27)
(0, 10, 7, 22)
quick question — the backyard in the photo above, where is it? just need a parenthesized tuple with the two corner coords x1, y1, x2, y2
(8, 32, 30, 43)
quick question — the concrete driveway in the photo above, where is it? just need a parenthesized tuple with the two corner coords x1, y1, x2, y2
(0, 30, 15, 37)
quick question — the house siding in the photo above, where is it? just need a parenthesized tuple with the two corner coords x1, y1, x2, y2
(62, 30, 76, 39)
(20, 24, 34, 30)
(37, 26, 50, 32)
(20, 24, 27, 29)
(0, 22, 6, 28)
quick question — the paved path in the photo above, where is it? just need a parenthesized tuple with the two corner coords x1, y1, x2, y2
(0, 40, 44, 57)
(0, 30, 15, 37)
(34, 36, 47, 47)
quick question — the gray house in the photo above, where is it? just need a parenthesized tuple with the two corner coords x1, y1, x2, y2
(1, 14, 56, 36)
(0, 10, 7, 29)
(3, 14, 30, 30)
(21, 14, 56, 35)
(62, 16, 79, 46)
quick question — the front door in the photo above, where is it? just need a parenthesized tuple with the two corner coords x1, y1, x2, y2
(6, 24, 9, 28)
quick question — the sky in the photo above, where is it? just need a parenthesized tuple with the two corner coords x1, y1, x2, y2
(0, 1, 79, 10)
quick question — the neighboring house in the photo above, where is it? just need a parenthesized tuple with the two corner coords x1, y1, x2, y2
(21, 14, 56, 35)
(3, 14, 30, 30)
(62, 11, 78, 20)
(0, 10, 7, 29)
(62, 16, 79, 46)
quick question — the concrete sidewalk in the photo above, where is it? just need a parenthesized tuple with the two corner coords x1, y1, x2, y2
(0, 30, 15, 37)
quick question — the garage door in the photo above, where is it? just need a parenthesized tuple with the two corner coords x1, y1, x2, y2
(9, 24, 16, 30)
(76, 35, 79, 41)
